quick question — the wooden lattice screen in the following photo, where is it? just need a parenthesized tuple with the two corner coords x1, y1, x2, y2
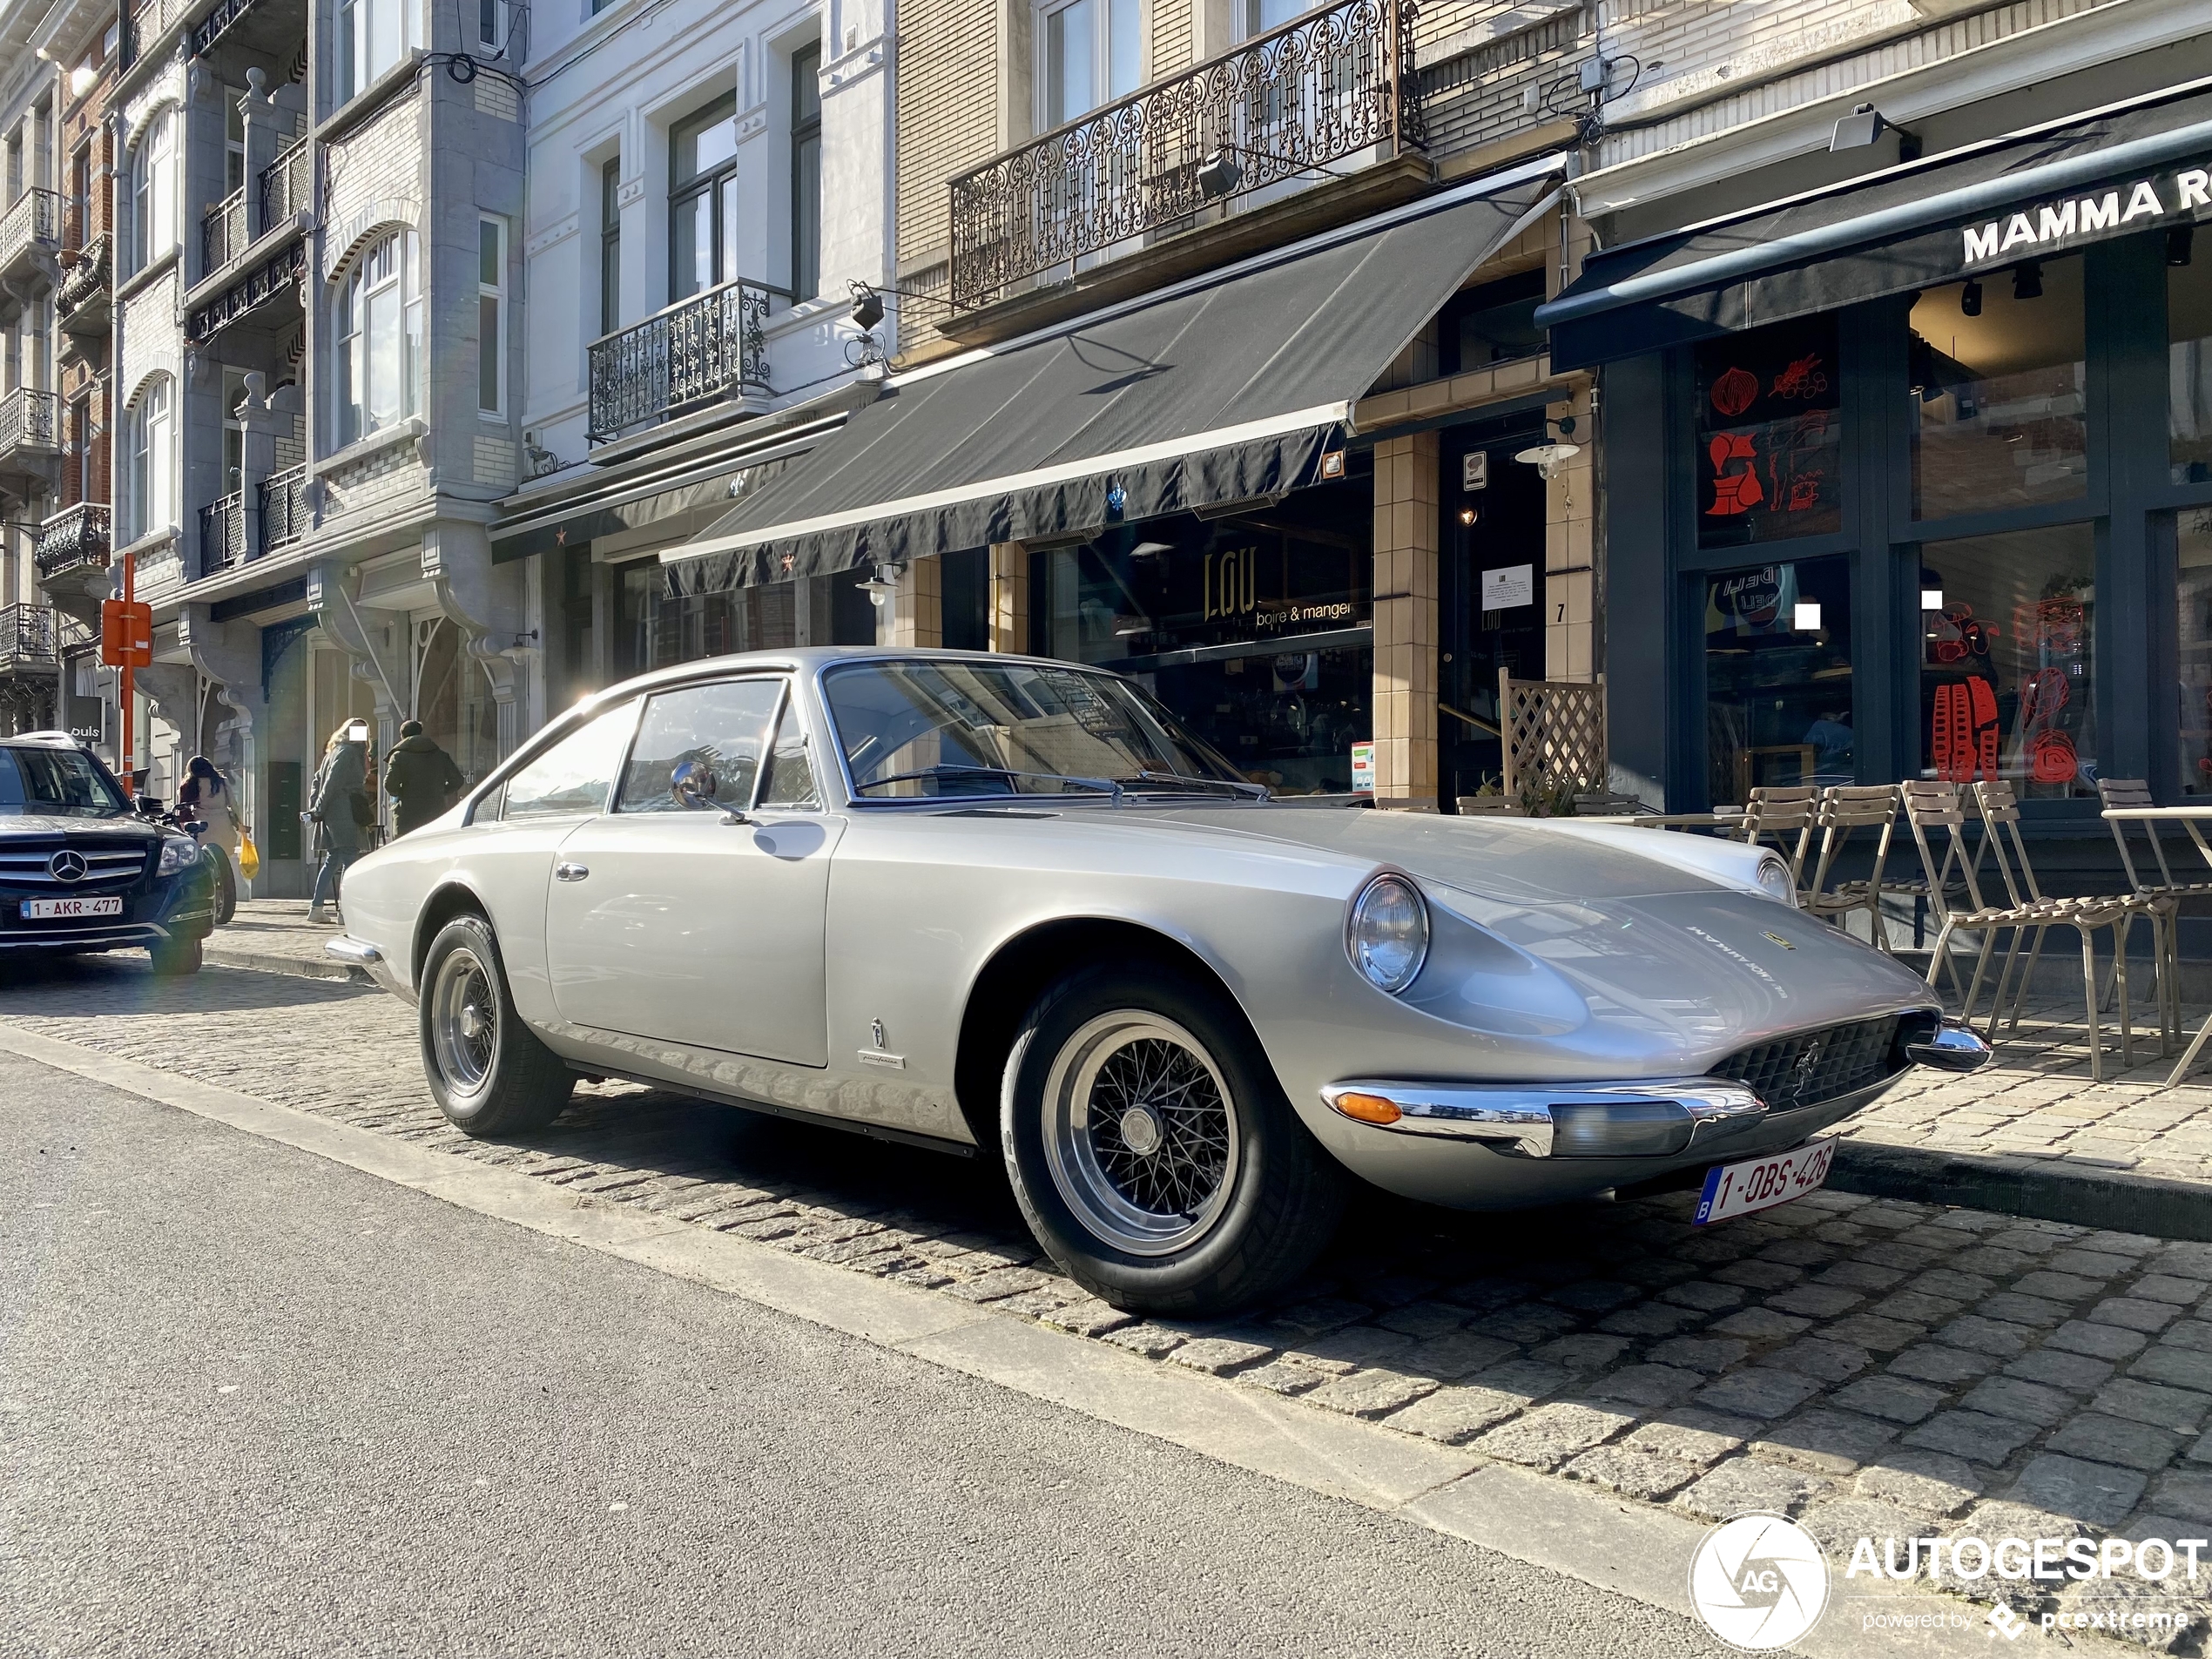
(1500, 671, 1608, 799)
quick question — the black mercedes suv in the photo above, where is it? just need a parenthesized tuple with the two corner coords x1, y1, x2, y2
(0, 732, 215, 975)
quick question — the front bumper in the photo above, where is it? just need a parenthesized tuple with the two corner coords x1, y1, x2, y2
(327, 934, 408, 997)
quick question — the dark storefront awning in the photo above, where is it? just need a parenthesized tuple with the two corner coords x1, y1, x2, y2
(1539, 76, 2212, 371)
(663, 158, 1565, 594)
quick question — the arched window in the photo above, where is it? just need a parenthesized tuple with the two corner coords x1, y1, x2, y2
(336, 231, 421, 445)
(336, 0, 414, 103)
(130, 108, 176, 273)
(123, 378, 175, 543)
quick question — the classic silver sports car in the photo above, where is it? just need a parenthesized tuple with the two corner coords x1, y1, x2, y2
(331, 647, 1986, 1315)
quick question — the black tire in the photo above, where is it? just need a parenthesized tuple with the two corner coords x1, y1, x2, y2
(148, 935, 203, 976)
(1001, 963, 1345, 1317)
(208, 848, 237, 926)
(418, 914, 574, 1136)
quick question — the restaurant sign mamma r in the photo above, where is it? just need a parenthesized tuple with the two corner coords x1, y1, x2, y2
(1960, 164, 2210, 266)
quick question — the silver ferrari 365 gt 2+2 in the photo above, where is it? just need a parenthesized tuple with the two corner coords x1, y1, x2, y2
(331, 648, 1986, 1315)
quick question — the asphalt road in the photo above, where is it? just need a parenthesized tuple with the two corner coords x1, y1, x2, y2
(0, 1049, 1731, 1659)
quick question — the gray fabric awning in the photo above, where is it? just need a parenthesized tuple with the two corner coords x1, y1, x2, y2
(1538, 76, 2212, 371)
(663, 158, 1564, 594)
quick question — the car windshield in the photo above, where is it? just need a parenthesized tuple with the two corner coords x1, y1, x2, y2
(824, 658, 1259, 800)
(0, 745, 131, 818)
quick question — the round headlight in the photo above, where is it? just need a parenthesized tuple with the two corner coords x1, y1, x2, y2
(1347, 873, 1429, 994)
(1755, 854, 1798, 907)
(156, 835, 199, 879)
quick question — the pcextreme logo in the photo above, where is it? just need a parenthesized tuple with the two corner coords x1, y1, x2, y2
(1689, 1513, 1831, 1650)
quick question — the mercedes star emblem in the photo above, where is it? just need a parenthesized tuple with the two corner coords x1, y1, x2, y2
(48, 850, 88, 883)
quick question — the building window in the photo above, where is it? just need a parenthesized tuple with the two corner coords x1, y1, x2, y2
(67, 395, 94, 506)
(477, 0, 500, 50)
(1039, 0, 1139, 129)
(336, 230, 422, 444)
(1703, 556, 1855, 802)
(2171, 242, 2212, 487)
(67, 142, 91, 246)
(668, 92, 738, 303)
(123, 378, 173, 543)
(226, 87, 246, 192)
(129, 107, 175, 273)
(1909, 255, 2087, 521)
(599, 158, 621, 337)
(222, 368, 249, 495)
(791, 44, 820, 303)
(1693, 316, 1844, 551)
(1238, 0, 1306, 34)
(1917, 523, 2096, 799)
(336, 0, 413, 104)
(479, 216, 507, 416)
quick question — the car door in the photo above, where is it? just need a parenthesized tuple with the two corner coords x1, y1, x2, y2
(543, 675, 842, 1068)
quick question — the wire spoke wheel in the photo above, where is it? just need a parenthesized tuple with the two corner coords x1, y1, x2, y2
(429, 946, 499, 1095)
(1041, 1012, 1241, 1257)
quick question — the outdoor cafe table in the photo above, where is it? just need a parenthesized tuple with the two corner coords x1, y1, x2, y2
(2102, 804, 2212, 1084)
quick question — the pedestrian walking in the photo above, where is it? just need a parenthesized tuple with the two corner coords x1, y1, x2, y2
(384, 719, 467, 838)
(176, 755, 240, 924)
(307, 723, 372, 926)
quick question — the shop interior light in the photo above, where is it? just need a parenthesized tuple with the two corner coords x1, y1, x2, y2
(1959, 280, 1982, 317)
(2169, 226, 2195, 267)
(1921, 588, 1944, 610)
(1111, 614, 1151, 637)
(1793, 602, 1823, 631)
(1458, 508, 1477, 525)
(2013, 261, 2043, 300)
(1129, 542, 1171, 558)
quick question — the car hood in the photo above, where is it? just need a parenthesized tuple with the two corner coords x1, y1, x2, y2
(0, 815, 159, 840)
(1143, 805, 1745, 905)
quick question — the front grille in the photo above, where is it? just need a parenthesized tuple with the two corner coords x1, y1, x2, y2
(0, 840, 150, 888)
(1709, 1014, 1905, 1114)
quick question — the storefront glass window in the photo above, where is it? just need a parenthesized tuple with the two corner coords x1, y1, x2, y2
(2177, 508, 2212, 792)
(1703, 556, 1854, 804)
(1910, 257, 2087, 520)
(1040, 480, 1372, 794)
(2169, 247, 2212, 486)
(1917, 523, 2095, 799)
(1693, 317, 1844, 550)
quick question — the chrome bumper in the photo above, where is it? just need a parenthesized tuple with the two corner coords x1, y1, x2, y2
(1322, 1078, 1764, 1158)
(324, 935, 382, 967)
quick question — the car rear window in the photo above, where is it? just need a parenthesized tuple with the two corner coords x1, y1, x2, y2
(0, 746, 130, 818)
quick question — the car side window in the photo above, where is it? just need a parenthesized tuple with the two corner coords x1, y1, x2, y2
(617, 678, 784, 813)
(758, 699, 819, 809)
(501, 701, 639, 819)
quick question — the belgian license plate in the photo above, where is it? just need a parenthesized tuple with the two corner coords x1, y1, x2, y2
(21, 896, 123, 921)
(1695, 1137, 1836, 1225)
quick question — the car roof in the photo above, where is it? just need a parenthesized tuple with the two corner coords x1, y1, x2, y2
(567, 645, 1105, 714)
(2, 731, 91, 749)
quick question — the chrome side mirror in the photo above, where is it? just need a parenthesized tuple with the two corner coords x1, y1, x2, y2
(671, 759, 752, 825)
(1905, 1021, 1991, 1073)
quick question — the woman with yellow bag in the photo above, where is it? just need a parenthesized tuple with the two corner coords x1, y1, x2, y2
(178, 755, 244, 924)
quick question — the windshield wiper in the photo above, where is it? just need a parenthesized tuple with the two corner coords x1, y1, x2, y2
(853, 765, 1123, 801)
(1120, 769, 1271, 800)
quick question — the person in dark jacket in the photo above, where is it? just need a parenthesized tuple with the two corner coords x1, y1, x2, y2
(307, 725, 370, 925)
(385, 719, 467, 837)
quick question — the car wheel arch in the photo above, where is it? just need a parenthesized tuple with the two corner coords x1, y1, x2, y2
(412, 880, 494, 989)
(952, 916, 1264, 1150)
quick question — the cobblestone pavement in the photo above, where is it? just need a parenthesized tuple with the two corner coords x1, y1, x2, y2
(11, 956, 2212, 1647)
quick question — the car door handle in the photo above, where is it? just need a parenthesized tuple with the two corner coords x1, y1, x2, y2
(555, 861, 590, 882)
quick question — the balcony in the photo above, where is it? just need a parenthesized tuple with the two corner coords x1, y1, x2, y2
(0, 604, 62, 672)
(119, 0, 185, 69)
(57, 233, 112, 336)
(948, 0, 1422, 313)
(199, 492, 248, 575)
(586, 279, 779, 444)
(260, 136, 312, 228)
(33, 503, 112, 583)
(0, 387, 61, 496)
(260, 464, 310, 554)
(0, 187, 62, 286)
(202, 187, 248, 278)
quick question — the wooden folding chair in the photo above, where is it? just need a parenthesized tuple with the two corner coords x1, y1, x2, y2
(1801, 785, 1902, 948)
(2097, 779, 2202, 1044)
(1734, 786, 1817, 889)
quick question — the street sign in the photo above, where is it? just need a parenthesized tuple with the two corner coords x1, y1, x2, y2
(100, 599, 152, 668)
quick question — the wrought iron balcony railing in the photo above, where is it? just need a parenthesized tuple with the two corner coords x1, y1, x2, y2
(57, 232, 111, 320)
(34, 503, 112, 581)
(0, 604, 60, 667)
(260, 136, 313, 228)
(948, 0, 1422, 309)
(199, 492, 247, 575)
(260, 464, 310, 553)
(119, 0, 185, 69)
(0, 187, 62, 279)
(202, 187, 248, 279)
(587, 278, 779, 443)
(0, 387, 61, 461)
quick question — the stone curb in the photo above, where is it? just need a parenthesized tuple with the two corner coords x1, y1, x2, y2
(1833, 1140, 2212, 1244)
(202, 942, 365, 984)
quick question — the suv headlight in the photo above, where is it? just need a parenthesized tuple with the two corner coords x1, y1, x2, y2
(1755, 854, 1798, 907)
(156, 836, 200, 879)
(1347, 873, 1429, 994)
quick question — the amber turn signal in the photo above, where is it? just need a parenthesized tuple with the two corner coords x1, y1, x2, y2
(1332, 1091, 1402, 1126)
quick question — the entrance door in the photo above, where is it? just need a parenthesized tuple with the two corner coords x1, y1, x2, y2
(543, 675, 840, 1068)
(1440, 420, 1548, 806)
